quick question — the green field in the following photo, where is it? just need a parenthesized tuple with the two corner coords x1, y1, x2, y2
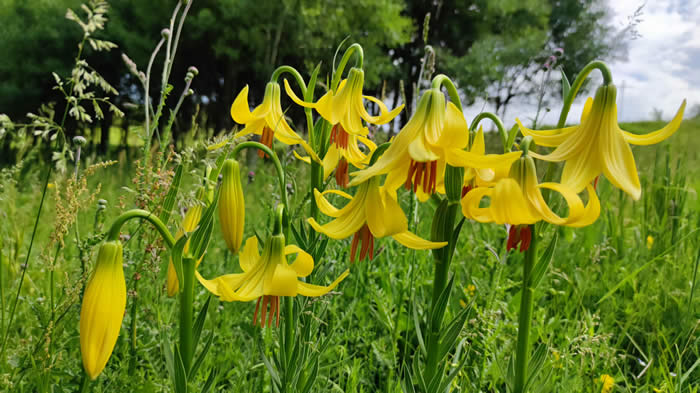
(0, 117, 698, 392)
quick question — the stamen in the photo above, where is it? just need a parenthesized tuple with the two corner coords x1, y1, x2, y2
(350, 224, 375, 263)
(330, 124, 349, 150)
(506, 225, 532, 252)
(461, 184, 473, 198)
(405, 160, 437, 195)
(253, 295, 281, 328)
(335, 158, 349, 188)
(259, 127, 274, 158)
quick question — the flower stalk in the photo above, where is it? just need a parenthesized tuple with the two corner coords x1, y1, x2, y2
(513, 226, 538, 393)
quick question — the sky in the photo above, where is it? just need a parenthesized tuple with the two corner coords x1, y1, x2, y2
(464, 0, 699, 125)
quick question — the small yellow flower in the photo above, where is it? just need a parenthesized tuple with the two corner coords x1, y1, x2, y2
(219, 159, 245, 254)
(517, 84, 685, 200)
(598, 374, 614, 393)
(166, 203, 203, 296)
(465, 284, 476, 297)
(646, 235, 654, 250)
(350, 88, 521, 201)
(196, 235, 349, 327)
(231, 82, 318, 161)
(80, 241, 126, 380)
(308, 177, 446, 262)
(462, 154, 600, 228)
(47, 183, 55, 189)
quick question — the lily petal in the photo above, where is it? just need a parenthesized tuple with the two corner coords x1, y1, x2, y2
(392, 231, 447, 250)
(623, 100, 685, 145)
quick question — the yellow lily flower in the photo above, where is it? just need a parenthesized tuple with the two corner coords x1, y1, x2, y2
(80, 241, 126, 380)
(598, 374, 615, 393)
(196, 235, 349, 327)
(517, 84, 686, 200)
(219, 159, 245, 254)
(462, 126, 513, 194)
(231, 82, 318, 161)
(166, 203, 203, 297)
(307, 177, 447, 262)
(349, 88, 521, 201)
(462, 154, 600, 228)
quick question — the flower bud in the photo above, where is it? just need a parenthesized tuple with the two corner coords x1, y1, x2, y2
(219, 159, 245, 253)
(444, 164, 464, 202)
(80, 241, 126, 380)
(187, 66, 199, 76)
(73, 135, 87, 146)
(161, 28, 171, 38)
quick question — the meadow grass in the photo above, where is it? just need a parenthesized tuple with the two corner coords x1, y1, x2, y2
(0, 118, 698, 392)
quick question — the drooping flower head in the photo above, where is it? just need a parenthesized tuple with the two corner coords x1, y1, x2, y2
(196, 234, 349, 327)
(461, 126, 513, 196)
(308, 176, 447, 262)
(218, 159, 245, 254)
(462, 151, 600, 249)
(517, 84, 686, 200)
(350, 88, 521, 201)
(80, 241, 126, 380)
(285, 68, 401, 187)
(231, 82, 318, 161)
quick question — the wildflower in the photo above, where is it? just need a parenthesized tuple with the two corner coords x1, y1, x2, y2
(349, 88, 521, 201)
(598, 374, 614, 393)
(517, 85, 686, 200)
(462, 154, 600, 250)
(284, 67, 402, 137)
(646, 235, 654, 250)
(307, 177, 446, 262)
(219, 159, 245, 254)
(166, 203, 203, 296)
(196, 235, 349, 327)
(231, 82, 318, 161)
(462, 126, 513, 192)
(80, 241, 126, 380)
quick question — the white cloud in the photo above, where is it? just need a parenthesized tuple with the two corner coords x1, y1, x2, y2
(464, 0, 699, 125)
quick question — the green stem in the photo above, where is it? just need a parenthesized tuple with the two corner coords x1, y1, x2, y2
(556, 60, 612, 128)
(127, 277, 139, 375)
(270, 66, 306, 96)
(513, 225, 538, 393)
(232, 142, 290, 236)
(179, 258, 196, 372)
(330, 43, 364, 92)
(471, 112, 509, 153)
(106, 209, 175, 247)
(424, 201, 459, 382)
(431, 74, 463, 110)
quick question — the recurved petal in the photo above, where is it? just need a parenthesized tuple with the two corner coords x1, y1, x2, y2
(362, 94, 404, 125)
(283, 79, 317, 109)
(285, 245, 314, 277)
(623, 99, 685, 146)
(293, 150, 312, 165)
(516, 118, 578, 147)
(565, 184, 601, 227)
(392, 231, 447, 250)
(297, 269, 350, 297)
(195, 271, 248, 301)
(313, 188, 352, 218)
(445, 148, 522, 169)
(534, 182, 585, 225)
(231, 85, 253, 124)
(461, 187, 494, 222)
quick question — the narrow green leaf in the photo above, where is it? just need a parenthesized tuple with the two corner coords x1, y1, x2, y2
(430, 276, 455, 331)
(258, 339, 281, 387)
(190, 186, 220, 260)
(171, 236, 189, 293)
(411, 298, 427, 356)
(190, 332, 214, 380)
(173, 345, 189, 393)
(299, 357, 319, 393)
(506, 123, 520, 153)
(200, 369, 217, 393)
(159, 164, 183, 225)
(401, 364, 416, 393)
(438, 300, 472, 361)
(192, 296, 212, 349)
(524, 344, 548, 391)
(531, 233, 558, 288)
(438, 342, 469, 393)
(560, 66, 571, 99)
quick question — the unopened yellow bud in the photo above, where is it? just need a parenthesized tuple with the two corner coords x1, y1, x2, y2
(646, 235, 654, 250)
(167, 204, 203, 296)
(219, 159, 245, 253)
(80, 241, 126, 380)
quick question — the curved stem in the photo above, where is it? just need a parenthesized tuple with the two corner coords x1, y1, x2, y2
(232, 142, 290, 233)
(144, 37, 166, 155)
(431, 74, 463, 110)
(471, 112, 508, 153)
(556, 60, 613, 128)
(106, 209, 175, 248)
(270, 66, 307, 97)
(513, 225, 538, 393)
(331, 43, 364, 92)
